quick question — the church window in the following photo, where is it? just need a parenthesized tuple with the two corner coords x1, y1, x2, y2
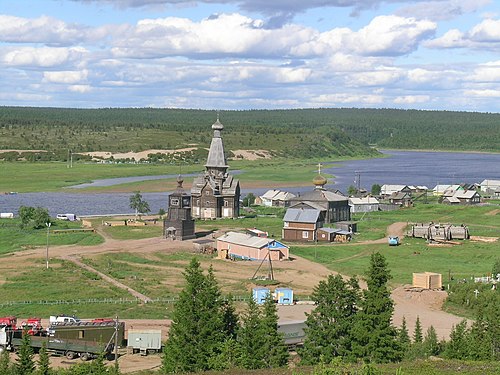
(205, 190, 210, 195)
(224, 200, 228, 206)
(171, 198, 179, 206)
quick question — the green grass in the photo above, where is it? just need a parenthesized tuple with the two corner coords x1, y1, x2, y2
(100, 224, 163, 240)
(0, 161, 202, 193)
(293, 238, 498, 286)
(0, 219, 104, 255)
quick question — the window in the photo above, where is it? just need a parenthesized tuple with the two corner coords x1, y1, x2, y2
(78, 330, 85, 339)
(302, 231, 309, 239)
(205, 190, 210, 195)
(170, 198, 179, 206)
(224, 200, 228, 207)
(284, 222, 289, 228)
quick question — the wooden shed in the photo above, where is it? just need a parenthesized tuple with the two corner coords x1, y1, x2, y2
(412, 272, 442, 289)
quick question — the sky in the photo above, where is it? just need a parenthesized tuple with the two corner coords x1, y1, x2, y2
(1, 0, 500, 112)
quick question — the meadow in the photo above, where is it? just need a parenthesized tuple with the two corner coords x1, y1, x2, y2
(0, 158, 340, 193)
(0, 202, 497, 318)
(0, 218, 103, 255)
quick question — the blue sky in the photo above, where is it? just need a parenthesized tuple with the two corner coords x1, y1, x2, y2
(1, 0, 499, 111)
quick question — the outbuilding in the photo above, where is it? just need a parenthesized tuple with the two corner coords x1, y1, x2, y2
(217, 231, 289, 261)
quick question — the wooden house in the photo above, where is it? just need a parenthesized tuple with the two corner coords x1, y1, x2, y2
(288, 174, 350, 224)
(282, 208, 323, 242)
(452, 190, 481, 204)
(380, 185, 411, 197)
(349, 196, 379, 213)
(388, 192, 412, 207)
(256, 189, 296, 207)
(217, 231, 289, 261)
(479, 179, 500, 197)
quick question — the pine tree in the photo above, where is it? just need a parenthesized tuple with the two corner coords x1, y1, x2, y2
(444, 320, 469, 360)
(467, 316, 492, 361)
(15, 332, 35, 375)
(398, 316, 411, 354)
(37, 342, 50, 375)
(351, 252, 402, 363)
(161, 259, 228, 373)
(0, 348, 12, 375)
(237, 294, 266, 369)
(423, 325, 440, 357)
(300, 274, 360, 364)
(260, 294, 289, 368)
(413, 316, 423, 344)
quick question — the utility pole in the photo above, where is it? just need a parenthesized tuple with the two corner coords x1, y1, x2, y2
(45, 222, 51, 269)
(114, 316, 119, 368)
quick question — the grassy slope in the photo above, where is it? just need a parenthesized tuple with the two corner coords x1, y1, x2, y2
(0, 219, 104, 255)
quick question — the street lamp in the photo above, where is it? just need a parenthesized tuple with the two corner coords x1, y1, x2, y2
(45, 222, 51, 269)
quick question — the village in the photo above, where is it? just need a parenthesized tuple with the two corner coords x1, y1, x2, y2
(1, 118, 499, 374)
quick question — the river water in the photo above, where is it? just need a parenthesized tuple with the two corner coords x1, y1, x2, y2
(1, 150, 499, 216)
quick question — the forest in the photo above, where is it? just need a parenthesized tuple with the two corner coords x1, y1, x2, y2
(0, 107, 499, 161)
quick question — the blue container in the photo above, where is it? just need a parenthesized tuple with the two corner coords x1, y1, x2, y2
(275, 288, 294, 305)
(252, 287, 270, 304)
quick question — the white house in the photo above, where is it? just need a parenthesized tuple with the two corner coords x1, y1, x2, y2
(349, 197, 380, 213)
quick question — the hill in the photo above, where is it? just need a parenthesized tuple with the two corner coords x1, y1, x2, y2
(0, 107, 499, 161)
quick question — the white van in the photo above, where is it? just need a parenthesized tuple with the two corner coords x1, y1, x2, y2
(56, 213, 77, 221)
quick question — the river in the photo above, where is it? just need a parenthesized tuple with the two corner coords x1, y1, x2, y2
(1, 150, 499, 216)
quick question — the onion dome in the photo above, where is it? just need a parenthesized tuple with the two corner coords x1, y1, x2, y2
(313, 174, 327, 188)
(212, 119, 224, 131)
(176, 174, 184, 189)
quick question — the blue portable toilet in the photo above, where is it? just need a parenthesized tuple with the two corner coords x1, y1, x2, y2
(252, 287, 270, 304)
(275, 288, 294, 305)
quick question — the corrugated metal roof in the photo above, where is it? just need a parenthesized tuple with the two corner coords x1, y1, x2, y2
(283, 208, 321, 223)
(349, 197, 379, 205)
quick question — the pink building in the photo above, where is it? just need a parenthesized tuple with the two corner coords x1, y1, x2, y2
(216, 231, 289, 261)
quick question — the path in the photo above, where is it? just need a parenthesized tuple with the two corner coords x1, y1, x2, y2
(61, 255, 153, 303)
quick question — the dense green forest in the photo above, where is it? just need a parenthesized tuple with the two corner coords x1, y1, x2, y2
(0, 107, 498, 161)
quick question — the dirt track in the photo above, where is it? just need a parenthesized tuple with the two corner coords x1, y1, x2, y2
(4, 221, 468, 373)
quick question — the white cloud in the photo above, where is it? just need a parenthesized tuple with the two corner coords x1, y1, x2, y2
(2, 47, 88, 68)
(348, 69, 403, 87)
(312, 93, 384, 105)
(43, 70, 89, 84)
(426, 18, 500, 49)
(393, 95, 430, 104)
(346, 16, 436, 56)
(68, 84, 92, 93)
(470, 61, 500, 82)
(464, 89, 500, 97)
(395, 0, 491, 21)
(469, 18, 500, 42)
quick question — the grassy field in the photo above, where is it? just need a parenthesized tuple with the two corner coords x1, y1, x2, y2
(0, 158, 340, 193)
(0, 218, 104, 255)
(0, 203, 497, 318)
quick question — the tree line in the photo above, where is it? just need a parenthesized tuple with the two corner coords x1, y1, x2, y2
(2, 106, 499, 161)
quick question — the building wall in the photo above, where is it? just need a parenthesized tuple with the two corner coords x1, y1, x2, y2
(282, 228, 315, 241)
(217, 240, 287, 260)
(283, 222, 316, 230)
